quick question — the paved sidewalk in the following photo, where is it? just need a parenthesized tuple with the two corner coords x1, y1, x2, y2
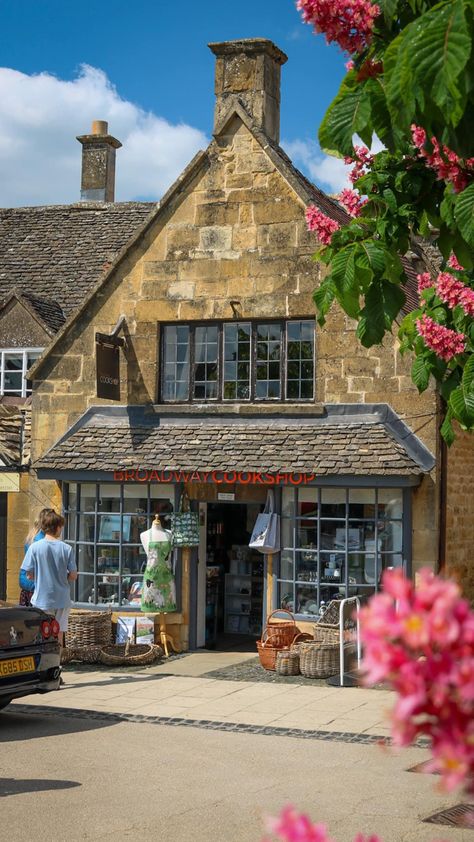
(13, 652, 394, 735)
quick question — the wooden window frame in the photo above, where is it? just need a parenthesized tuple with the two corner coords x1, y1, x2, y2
(160, 318, 316, 404)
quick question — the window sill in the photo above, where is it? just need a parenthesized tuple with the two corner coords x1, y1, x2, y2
(152, 403, 325, 417)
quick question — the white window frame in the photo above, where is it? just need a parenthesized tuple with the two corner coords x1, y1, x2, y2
(0, 348, 43, 397)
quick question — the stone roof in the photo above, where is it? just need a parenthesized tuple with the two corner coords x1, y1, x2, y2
(36, 404, 434, 476)
(0, 404, 30, 467)
(20, 292, 66, 333)
(0, 202, 155, 318)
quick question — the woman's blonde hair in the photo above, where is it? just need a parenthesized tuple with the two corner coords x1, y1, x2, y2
(25, 508, 55, 547)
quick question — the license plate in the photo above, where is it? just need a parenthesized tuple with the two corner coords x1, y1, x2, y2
(0, 656, 35, 677)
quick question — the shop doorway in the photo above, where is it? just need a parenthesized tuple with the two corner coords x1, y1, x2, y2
(202, 502, 264, 651)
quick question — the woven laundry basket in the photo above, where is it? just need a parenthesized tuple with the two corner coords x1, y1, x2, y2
(65, 609, 112, 648)
(299, 640, 340, 679)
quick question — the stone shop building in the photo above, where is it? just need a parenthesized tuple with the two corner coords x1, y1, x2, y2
(2, 38, 472, 646)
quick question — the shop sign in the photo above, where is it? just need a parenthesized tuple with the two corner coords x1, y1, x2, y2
(96, 341, 120, 401)
(114, 469, 316, 485)
(0, 473, 20, 492)
(218, 492, 235, 501)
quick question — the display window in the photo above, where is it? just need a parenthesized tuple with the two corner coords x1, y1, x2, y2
(278, 486, 407, 617)
(63, 482, 174, 607)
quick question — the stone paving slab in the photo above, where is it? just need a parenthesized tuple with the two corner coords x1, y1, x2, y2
(14, 667, 395, 735)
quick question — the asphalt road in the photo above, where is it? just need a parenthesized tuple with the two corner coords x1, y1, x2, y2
(0, 705, 469, 842)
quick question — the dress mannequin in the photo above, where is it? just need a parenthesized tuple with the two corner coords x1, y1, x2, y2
(139, 515, 180, 656)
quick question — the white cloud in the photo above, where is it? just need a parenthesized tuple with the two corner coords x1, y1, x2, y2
(283, 138, 351, 195)
(283, 135, 385, 196)
(0, 65, 208, 207)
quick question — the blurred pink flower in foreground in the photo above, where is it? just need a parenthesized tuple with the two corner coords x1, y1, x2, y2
(360, 568, 474, 794)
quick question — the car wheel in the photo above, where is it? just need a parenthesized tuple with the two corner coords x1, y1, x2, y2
(0, 699, 12, 711)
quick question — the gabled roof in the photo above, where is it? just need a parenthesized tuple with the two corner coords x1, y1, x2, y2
(0, 202, 156, 318)
(0, 288, 66, 336)
(35, 403, 435, 477)
(28, 103, 421, 380)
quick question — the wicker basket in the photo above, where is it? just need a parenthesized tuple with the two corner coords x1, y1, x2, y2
(256, 630, 282, 671)
(264, 609, 298, 648)
(60, 645, 102, 665)
(299, 640, 340, 679)
(313, 624, 341, 644)
(290, 632, 313, 652)
(98, 643, 163, 667)
(275, 648, 300, 676)
(65, 609, 112, 648)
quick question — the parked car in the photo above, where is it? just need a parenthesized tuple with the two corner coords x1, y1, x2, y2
(0, 605, 61, 710)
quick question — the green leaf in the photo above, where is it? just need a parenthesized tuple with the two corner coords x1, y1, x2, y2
(381, 279, 406, 320)
(411, 0, 471, 123)
(313, 280, 336, 326)
(319, 80, 372, 158)
(440, 409, 456, 445)
(462, 353, 474, 390)
(356, 281, 386, 346)
(331, 247, 356, 294)
(384, 26, 416, 129)
(378, 0, 399, 27)
(449, 384, 474, 426)
(412, 355, 432, 391)
(455, 182, 474, 248)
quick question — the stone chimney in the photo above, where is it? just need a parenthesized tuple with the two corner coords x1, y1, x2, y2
(76, 120, 122, 202)
(208, 38, 288, 144)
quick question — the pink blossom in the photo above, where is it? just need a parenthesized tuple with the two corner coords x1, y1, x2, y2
(360, 568, 474, 795)
(297, 0, 380, 54)
(416, 314, 466, 361)
(417, 272, 433, 294)
(436, 272, 474, 317)
(266, 806, 334, 842)
(345, 59, 355, 71)
(448, 254, 464, 271)
(411, 124, 472, 192)
(305, 205, 340, 245)
(346, 145, 374, 185)
(338, 187, 367, 216)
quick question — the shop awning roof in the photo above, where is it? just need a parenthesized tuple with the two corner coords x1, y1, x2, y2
(35, 404, 435, 478)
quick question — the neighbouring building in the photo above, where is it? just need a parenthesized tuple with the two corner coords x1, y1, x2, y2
(1, 39, 472, 646)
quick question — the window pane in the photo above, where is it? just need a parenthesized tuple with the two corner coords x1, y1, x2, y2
(97, 576, 120, 605)
(279, 582, 295, 612)
(98, 514, 129, 543)
(76, 575, 95, 604)
(78, 545, 94, 573)
(296, 585, 319, 616)
(79, 484, 97, 512)
(163, 325, 190, 401)
(286, 321, 314, 400)
(256, 323, 281, 400)
(98, 484, 120, 513)
(4, 354, 22, 371)
(65, 484, 78, 511)
(378, 489, 403, 519)
(194, 325, 218, 400)
(97, 546, 120, 574)
(321, 488, 346, 518)
(78, 514, 95, 543)
(349, 488, 376, 519)
(123, 485, 148, 514)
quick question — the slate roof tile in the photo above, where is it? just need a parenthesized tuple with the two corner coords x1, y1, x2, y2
(36, 418, 425, 476)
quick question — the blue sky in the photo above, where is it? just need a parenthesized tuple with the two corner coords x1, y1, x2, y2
(0, 0, 350, 206)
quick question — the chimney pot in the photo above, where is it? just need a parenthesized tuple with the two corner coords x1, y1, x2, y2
(208, 38, 287, 143)
(91, 120, 109, 136)
(76, 120, 122, 203)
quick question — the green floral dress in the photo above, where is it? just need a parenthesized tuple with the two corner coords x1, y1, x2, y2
(141, 537, 176, 612)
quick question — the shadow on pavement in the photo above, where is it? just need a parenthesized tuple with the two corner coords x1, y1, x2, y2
(0, 706, 116, 742)
(0, 777, 81, 797)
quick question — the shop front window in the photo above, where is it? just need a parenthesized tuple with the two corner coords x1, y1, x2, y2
(278, 487, 406, 618)
(63, 483, 174, 608)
